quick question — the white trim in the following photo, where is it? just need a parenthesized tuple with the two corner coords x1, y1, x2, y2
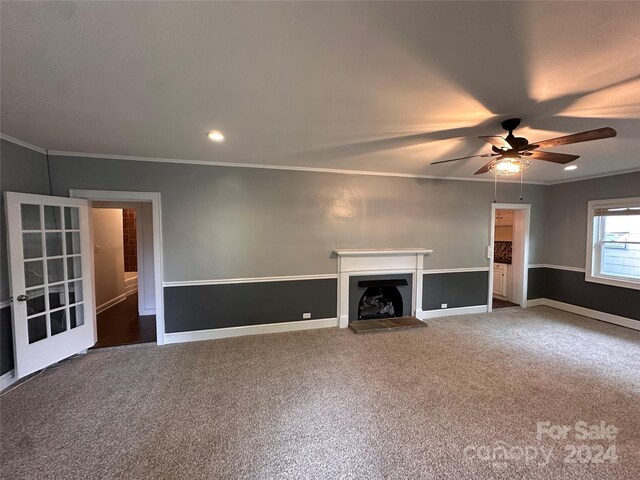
(419, 305, 488, 319)
(3, 132, 637, 186)
(164, 317, 338, 344)
(585, 196, 640, 292)
(547, 167, 640, 185)
(163, 273, 338, 288)
(333, 248, 434, 256)
(423, 267, 489, 274)
(528, 264, 586, 273)
(48, 149, 547, 184)
(524, 298, 546, 307)
(124, 274, 138, 297)
(584, 274, 640, 291)
(0, 370, 17, 391)
(0, 133, 47, 154)
(69, 190, 166, 345)
(529, 299, 639, 332)
(0, 300, 10, 309)
(96, 294, 127, 314)
(488, 203, 531, 313)
(335, 250, 428, 328)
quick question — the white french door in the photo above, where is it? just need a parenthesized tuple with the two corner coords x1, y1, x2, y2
(5, 192, 96, 379)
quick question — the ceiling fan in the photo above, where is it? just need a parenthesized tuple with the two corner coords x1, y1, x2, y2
(431, 118, 617, 175)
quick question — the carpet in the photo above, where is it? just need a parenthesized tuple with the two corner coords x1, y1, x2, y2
(1, 306, 639, 479)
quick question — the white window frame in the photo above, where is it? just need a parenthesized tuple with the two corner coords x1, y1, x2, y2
(585, 196, 640, 291)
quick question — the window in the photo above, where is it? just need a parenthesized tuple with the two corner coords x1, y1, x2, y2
(586, 197, 640, 290)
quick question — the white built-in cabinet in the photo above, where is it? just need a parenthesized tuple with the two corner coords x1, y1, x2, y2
(493, 263, 511, 300)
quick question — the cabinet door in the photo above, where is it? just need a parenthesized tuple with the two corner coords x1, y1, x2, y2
(494, 268, 507, 298)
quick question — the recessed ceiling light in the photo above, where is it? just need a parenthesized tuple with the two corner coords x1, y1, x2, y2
(207, 130, 224, 142)
(564, 165, 578, 171)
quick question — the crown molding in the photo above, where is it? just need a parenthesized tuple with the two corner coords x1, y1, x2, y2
(546, 167, 640, 185)
(0, 133, 46, 154)
(2, 132, 636, 185)
(43, 149, 548, 185)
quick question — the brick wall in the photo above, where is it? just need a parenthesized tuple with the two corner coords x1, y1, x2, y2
(123, 208, 137, 272)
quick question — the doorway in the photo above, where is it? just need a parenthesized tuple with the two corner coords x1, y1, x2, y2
(488, 203, 530, 312)
(70, 190, 165, 345)
(90, 204, 155, 347)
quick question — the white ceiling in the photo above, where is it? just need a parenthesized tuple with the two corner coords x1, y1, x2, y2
(1, 1, 639, 183)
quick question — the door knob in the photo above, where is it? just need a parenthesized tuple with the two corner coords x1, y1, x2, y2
(16, 294, 28, 302)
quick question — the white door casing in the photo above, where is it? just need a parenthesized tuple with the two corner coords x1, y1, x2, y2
(5, 192, 96, 379)
(488, 203, 530, 311)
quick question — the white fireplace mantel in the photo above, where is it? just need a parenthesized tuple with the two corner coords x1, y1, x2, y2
(335, 248, 433, 328)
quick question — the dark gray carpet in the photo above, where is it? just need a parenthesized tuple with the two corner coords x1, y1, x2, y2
(1, 306, 639, 479)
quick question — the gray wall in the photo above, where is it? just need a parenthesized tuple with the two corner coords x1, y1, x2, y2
(0, 140, 50, 301)
(527, 267, 640, 322)
(47, 154, 547, 282)
(544, 172, 640, 268)
(423, 271, 489, 310)
(1, 140, 50, 375)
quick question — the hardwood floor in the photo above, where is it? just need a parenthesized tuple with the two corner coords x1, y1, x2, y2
(92, 293, 156, 348)
(492, 297, 519, 309)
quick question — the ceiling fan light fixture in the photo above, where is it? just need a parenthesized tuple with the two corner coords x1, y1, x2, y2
(489, 157, 531, 176)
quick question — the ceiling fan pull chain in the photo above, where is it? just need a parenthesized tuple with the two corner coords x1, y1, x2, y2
(494, 172, 497, 203)
(520, 171, 524, 201)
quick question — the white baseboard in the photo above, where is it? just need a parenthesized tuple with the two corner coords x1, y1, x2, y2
(419, 305, 488, 319)
(164, 317, 339, 344)
(0, 370, 17, 391)
(124, 285, 138, 297)
(529, 298, 639, 331)
(124, 276, 138, 297)
(524, 298, 546, 307)
(139, 308, 156, 316)
(96, 293, 127, 314)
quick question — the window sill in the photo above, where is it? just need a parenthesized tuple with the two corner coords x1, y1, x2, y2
(585, 274, 640, 291)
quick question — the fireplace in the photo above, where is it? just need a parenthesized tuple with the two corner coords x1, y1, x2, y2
(358, 283, 404, 320)
(335, 248, 433, 328)
(348, 274, 412, 322)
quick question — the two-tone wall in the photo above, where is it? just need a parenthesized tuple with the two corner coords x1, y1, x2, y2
(527, 172, 640, 322)
(1, 139, 548, 373)
(2, 136, 638, 379)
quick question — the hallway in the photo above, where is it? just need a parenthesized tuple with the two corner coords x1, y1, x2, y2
(93, 294, 156, 348)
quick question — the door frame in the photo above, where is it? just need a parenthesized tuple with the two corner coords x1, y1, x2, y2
(70, 190, 165, 345)
(488, 203, 531, 312)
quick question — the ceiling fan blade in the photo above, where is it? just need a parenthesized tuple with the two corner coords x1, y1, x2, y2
(531, 127, 617, 149)
(431, 153, 497, 165)
(529, 151, 580, 164)
(479, 136, 511, 150)
(474, 159, 498, 175)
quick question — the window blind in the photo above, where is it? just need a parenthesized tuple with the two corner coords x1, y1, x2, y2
(594, 206, 640, 216)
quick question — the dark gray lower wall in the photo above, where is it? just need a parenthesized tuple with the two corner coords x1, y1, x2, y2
(527, 267, 547, 301)
(422, 271, 489, 310)
(1, 306, 14, 375)
(527, 267, 640, 321)
(164, 279, 337, 333)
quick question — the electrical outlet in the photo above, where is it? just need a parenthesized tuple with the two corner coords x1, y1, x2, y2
(302, 312, 311, 319)
(441, 303, 448, 309)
